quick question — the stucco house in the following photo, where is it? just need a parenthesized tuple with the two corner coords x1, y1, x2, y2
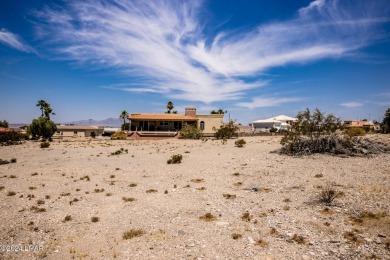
(343, 120, 380, 131)
(54, 125, 104, 138)
(250, 115, 296, 132)
(129, 107, 223, 136)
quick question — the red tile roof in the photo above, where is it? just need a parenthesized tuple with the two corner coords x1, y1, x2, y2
(129, 114, 198, 121)
(0, 127, 15, 132)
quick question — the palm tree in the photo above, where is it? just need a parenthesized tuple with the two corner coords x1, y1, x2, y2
(166, 101, 174, 114)
(36, 100, 55, 119)
(119, 110, 129, 126)
(36, 100, 48, 117)
(217, 109, 225, 114)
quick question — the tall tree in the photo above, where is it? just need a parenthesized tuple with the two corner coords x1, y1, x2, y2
(382, 108, 390, 133)
(0, 120, 8, 128)
(36, 100, 55, 119)
(166, 101, 174, 114)
(29, 100, 57, 141)
(119, 110, 129, 125)
(36, 100, 48, 117)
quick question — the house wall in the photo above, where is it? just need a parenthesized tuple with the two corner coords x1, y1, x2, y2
(196, 115, 224, 134)
(55, 128, 104, 138)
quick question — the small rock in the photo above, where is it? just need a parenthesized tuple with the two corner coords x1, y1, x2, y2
(178, 230, 186, 235)
(302, 255, 310, 260)
(247, 236, 255, 244)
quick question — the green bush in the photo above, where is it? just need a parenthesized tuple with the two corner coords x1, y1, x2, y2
(0, 132, 28, 143)
(345, 127, 366, 137)
(111, 131, 127, 140)
(213, 120, 239, 139)
(40, 142, 50, 148)
(167, 154, 182, 164)
(281, 108, 342, 146)
(235, 139, 246, 147)
(121, 123, 130, 131)
(90, 131, 96, 138)
(269, 127, 277, 133)
(27, 116, 57, 141)
(179, 123, 202, 139)
(0, 120, 9, 128)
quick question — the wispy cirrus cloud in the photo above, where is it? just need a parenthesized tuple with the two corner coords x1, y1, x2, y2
(340, 101, 364, 108)
(33, 0, 389, 104)
(0, 28, 34, 53)
(236, 96, 303, 109)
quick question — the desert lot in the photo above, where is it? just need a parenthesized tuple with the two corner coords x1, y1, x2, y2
(0, 136, 389, 259)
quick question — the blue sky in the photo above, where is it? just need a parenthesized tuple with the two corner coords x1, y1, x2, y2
(0, 0, 389, 125)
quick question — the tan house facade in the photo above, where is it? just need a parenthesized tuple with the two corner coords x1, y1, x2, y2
(54, 125, 104, 138)
(343, 120, 380, 131)
(129, 107, 223, 135)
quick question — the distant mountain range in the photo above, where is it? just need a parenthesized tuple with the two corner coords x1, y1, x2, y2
(9, 118, 124, 128)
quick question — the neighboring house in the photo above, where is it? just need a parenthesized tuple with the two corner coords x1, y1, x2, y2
(0, 127, 15, 133)
(129, 107, 224, 135)
(54, 125, 104, 138)
(250, 115, 296, 132)
(236, 125, 252, 134)
(343, 120, 380, 131)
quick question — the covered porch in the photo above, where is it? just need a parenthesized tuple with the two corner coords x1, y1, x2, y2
(129, 114, 198, 132)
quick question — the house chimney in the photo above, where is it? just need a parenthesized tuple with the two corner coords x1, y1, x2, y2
(185, 107, 196, 117)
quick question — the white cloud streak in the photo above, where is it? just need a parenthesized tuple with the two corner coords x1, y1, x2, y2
(0, 29, 34, 53)
(236, 97, 302, 109)
(340, 101, 363, 108)
(33, 0, 389, 104)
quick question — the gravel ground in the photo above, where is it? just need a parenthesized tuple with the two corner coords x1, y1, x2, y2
(0, 135, 389, 259)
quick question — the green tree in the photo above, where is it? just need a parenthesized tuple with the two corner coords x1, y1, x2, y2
(281, 108, 342, 145)
(210, 109, 225, 114)
(165, 101, 177, 114)
(213, 120, 239, 139)
(382, 107, 390, 133)
(119, 110, 129, 130)
(27, 116, 57, 141)
(29, 100, 57, 141)
(0, 120, 9, 128)
(36, 100, 55, 120)
(179, 123, 202, 139)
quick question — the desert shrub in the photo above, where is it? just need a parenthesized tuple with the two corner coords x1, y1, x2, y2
(91, 216, 99, 222)
(111, 148, 128, 155)
(0, 131, 28, 143)
(235, 139, 246, 147)
(27, 116, 57, 141)
(277, 108, 390, 156)
(167, 154, 182, 164)
(213, 120, 239, 139)
(90, 131, 96, 138)
(319, 183, 342, 204)
(0, 159, 10, 165)
(40, 142, 50, 148)
(345, 127, 366, 137)
(269, 127, 277, 133)
(123, 229, 144, 240)
(179, 123, 202, 139)
(281, 108, 342, 145)
(111, 131, 127, 140)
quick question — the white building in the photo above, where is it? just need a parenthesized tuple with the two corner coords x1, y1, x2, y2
(250, 115, 296, 132)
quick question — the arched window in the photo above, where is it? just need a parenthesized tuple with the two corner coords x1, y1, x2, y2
(200, 121, 205, 131)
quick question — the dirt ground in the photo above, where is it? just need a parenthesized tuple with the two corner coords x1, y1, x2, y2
(0, 136, 389, 259)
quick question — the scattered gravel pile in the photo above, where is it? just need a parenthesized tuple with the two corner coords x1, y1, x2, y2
(277, 135, 390, 156)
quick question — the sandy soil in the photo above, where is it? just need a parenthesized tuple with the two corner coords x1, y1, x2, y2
(0, 136, 389, 260)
